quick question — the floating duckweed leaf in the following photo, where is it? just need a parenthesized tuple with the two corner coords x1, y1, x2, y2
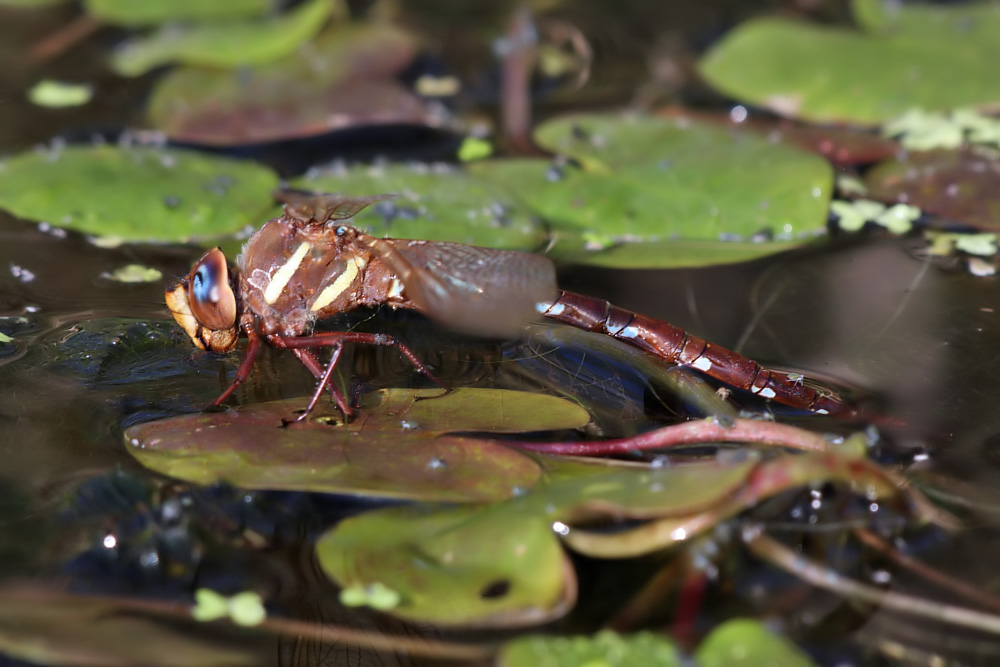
(458, 137, 493, 162)
(830, 199, 887, 232)
(316, 503, 573, 627)
(865, 150, 1000, 231)
(124, 388, 588, 502)
(470, 113, 832, 267)
(111, 0, 335, 76)
(148, 23, 424, 145)
(698, 10, 1000, 125)
(293, 163, 548, 249)
(0, 332, 11, 343)
(104, 264, 163, 283)
(0, 145, 278, 242)
(499, 630, 683, 667)
(696, 619, 818, 667)
(339, 582, 401, 611)
(27, 80, 93, 108)
(927, 231, 998, 258)
(84, 0, 271, 26)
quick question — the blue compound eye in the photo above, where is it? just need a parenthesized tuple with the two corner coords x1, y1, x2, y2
(187, 248, 236, 330)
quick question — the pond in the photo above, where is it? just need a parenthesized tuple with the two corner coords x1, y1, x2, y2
(1, 0, 1000, 665)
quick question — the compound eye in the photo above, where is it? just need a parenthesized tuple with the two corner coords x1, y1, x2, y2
(187, 248, 237, 330)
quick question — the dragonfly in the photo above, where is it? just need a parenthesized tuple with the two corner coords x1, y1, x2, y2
(166, 192, 854, 420)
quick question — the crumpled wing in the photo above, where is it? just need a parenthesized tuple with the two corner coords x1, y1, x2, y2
(366, 237, 558, 338)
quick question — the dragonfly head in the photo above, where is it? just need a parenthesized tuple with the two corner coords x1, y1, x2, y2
(165, 247, 240, 353)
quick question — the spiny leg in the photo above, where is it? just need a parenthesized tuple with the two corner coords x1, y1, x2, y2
(267, 331, 450, 392)
(289, 344, 350, 421)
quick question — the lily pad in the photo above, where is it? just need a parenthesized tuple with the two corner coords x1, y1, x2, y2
(148, 23, 425, 145)
(696, 619, 818, 667)
(0, 144, 278, 242)
(124, 388, 589, 502)
(698, 10, 1000, 126)
(316, 503, 574, 627)
(111, 0, 335, 76)
(499, 630, 683, 667)
(864, 149, 1000, 231)
(84, 0, 270, 26)
(471, 113, 832, 267)
(292, 163, 549, 249)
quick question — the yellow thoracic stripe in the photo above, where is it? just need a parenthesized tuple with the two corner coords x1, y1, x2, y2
(311, 255, 367, 311)
(264, 242, 311, 304)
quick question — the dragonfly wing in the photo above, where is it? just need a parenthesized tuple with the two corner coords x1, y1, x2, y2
(368, 238, 558, 338)
(274, 191, 395, 223)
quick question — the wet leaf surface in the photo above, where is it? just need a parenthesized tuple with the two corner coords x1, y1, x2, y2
(293, 162, 547, 249)
(316, 502, 574, 627)
(499, 630, 683, 667)
(84, 0, 270, 26)
(148, 23, 425, 145)
(0, 586, 267, 666)
(473, 113, 832, 267)
(698, 6, 1000, 125)
(695, 618, 818, 667)
(111, 0, 335, 76)
(0, 145, 279, 241)
(124, 388, 589, 502)
(865, 149, 1000, 231)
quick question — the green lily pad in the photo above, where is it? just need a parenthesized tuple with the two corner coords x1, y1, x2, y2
(84, 0, 271, 26)
(696, 619, 818, 667)
(316, 503, 574, 627)
(698, 10, 1000, 126)
(865, 149, 1000, 231)
(499, 630, 683, 667)
(0, 145, 278, 242)
(124, 388, 589, 502)
(111, 0, 336, 76)
(471, 113, 832, 267)
(148, 23, 425, 145)
(292, 163, 549, 250)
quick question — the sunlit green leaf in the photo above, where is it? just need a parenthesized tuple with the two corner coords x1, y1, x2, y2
(471, 113, 832, 267)
(148, 23, 423, 145)
(124, 389, 588, 502)
(111, 0, 335, 76)
(84, 0, 271, 26)
(696, 619, 818, 667)
(499, 630, 683, 667)
(293, 163, 548, 250)
(0, 145, 278, 242)
(316, 503, 573, 627)
(698, 12, 1000, 126)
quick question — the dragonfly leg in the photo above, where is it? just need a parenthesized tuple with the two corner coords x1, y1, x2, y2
(285, 343, 349, 422)
(267, 331, 450, 392)
(290, 348, 353, 419)
(208, 328, 261, 408)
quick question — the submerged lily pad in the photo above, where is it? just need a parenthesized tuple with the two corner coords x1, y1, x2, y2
(124, 388, 589, 502)
(865, 150, 1000, 231)
(316, 503, 574, 627)
(84, 0, 271, 26)
(0, 145, 278, 242)
(698, 7, 1000, 126)
(149, 23, 425, 145)
(292, 163, 548, 249)
(111, 0, 335, 76)
(473, 113, 832, 267)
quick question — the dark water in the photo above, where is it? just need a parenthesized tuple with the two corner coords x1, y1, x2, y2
(1, 1, 999, 665)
